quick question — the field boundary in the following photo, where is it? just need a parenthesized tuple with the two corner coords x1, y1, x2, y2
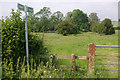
(87, 43, 120, 75)
(40, 54, 87, 73)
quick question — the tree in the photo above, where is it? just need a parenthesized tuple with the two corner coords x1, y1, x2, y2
(66, 9, 89, 31)
(97, 18, 115, 35)
(50, 11, 64, 31)
(56, 20, 78, 36)
(35, 7, 51, 18)
(90, 21, 100, 32)
(27, 15, 39, 32)
(89, 13, 99, 22)
(34, 7, 52, 31)
(52, 11, 64, 21)
(65, 12, 72, 21)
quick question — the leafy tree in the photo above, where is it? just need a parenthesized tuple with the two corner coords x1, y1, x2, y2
(35, 7, 51, 18)
(97, 18, 115, 35)
(56, 20, 78, 36)
(27, 15, 39, 32)
(66, 9, 89, 31)
(50, 11, 64, 31)
(52, 11, 64, 22)
(90, 21, 100, 32)
(65, 12, 72, 21)
(34, 7, 52, 31)
(88, 13, 99, 22)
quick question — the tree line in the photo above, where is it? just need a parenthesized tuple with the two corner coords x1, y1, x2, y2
(27, 7, 115, 35)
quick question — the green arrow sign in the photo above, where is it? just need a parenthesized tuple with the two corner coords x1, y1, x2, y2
(27, 7, 34, 13)
(17, 3, 25, 11)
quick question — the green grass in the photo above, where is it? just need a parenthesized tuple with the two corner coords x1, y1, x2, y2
(112, 21, 119, 27)
(32, 30, 119, 78)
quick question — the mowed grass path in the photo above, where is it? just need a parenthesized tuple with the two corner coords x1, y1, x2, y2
(33, 30, 119, 78)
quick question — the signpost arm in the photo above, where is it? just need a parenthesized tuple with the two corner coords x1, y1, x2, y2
(25, 5, 29, 67)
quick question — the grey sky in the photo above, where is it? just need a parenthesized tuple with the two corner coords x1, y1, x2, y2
(0, 0, 119, 21)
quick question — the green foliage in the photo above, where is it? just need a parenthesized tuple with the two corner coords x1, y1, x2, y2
(56, 20, 78, 36)
(90, 21, 100, 32)
(50, 11, 64, 31)
(35, 7, 51, 18)
(2, 9, 26, 61)
(97, 18, 115, 35)
(88, 13, 99, 22)
(66, 9, 89, 31)
(2, 57, 86, 78)
(2, 9, 47, 64)
(32, 7, 52, 32)
(27, 15, 39, 32)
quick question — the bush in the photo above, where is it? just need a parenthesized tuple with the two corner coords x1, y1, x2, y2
(56, 20, 78, 36)
(89, 21, 100, 32)
(97, 18, 115, 35)
(2, 9, 47, 65)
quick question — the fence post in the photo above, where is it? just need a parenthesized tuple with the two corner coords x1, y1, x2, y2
(71, 54, 76, 73)
(87, 43, 95, 76)
(50, 54, 55, 66)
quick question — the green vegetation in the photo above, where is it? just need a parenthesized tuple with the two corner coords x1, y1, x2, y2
(88, 13, 99, 22)
(112, 21, 118, 27)
(2, 9, 47, 66)
(2, 30, 118, 78)
(1, 6, 119, 78)
(56, 20, 78, 36)
(66, 9, 89, 32)
(39, 30, 118, 78)
(98, 18, 115, 35)
(89, 18, 115, 35)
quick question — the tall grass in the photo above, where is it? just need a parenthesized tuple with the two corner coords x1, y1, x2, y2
(2, 56, 88, 78)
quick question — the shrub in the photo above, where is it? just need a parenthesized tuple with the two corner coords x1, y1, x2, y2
(89, 21, 100, 32)
(2, 9, 47, 65)
(97, 18, 115, 35)
(56, 20, 78, 36)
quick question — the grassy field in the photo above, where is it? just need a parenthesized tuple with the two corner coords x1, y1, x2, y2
(33, 30, 119, 78)
(112, 21, 119, 27)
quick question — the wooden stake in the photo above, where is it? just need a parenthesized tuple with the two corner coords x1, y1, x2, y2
(71, 54, 76, 73)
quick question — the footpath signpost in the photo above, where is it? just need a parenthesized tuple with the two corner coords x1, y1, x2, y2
(17, 3, 34, 67)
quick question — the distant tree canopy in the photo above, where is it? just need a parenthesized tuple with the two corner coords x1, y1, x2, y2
(50, 11, 64, 31)
(35, 7, 51, 18)
(27, 7, 115, 35)
(89, 18, 115, 35)
(90, 21, 100, 32)
(33, 7, 52, 32)
(89, 13, 99, 22)
(98, 18, 115, 35)
(66, 9, 89, 31)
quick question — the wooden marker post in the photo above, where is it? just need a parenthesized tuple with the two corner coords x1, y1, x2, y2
(87, 43, 95, 76)
(71, 54, 76, 73)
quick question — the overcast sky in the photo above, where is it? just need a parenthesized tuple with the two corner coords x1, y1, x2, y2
(0, 0, 119, 21)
